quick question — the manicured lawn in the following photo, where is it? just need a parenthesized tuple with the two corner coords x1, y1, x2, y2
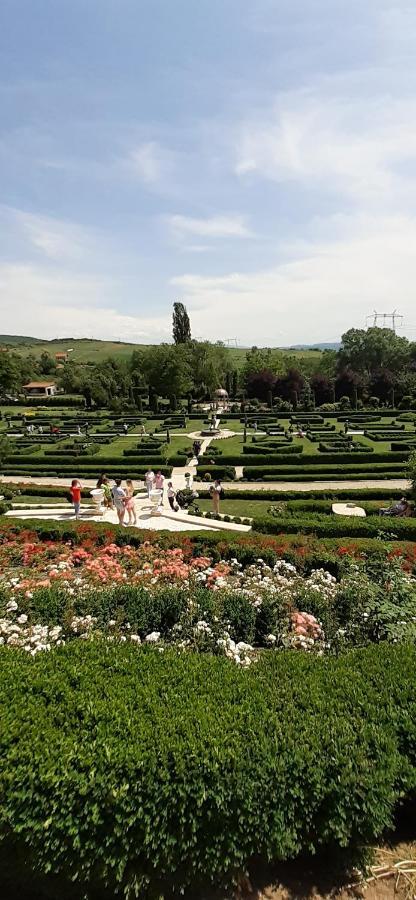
(196, 498, 274, 518)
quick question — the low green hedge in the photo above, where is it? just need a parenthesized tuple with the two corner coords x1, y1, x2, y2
(194, 465, 236, 481)
(365, 432, 409, 441)
(251, 472, 406, 482)
(391, 442, 416, 452)
(253, 513, 416, 540)
(242, 462, 406, 479)
(318, 442, 374, 453)
(198, 487, 406, 501)
(1, 465, 172, 478)
(243, 445, 303, 455)
(0, 642, 415, 897)
(20, 396, 85, 407)
(206, 453, 406, 468)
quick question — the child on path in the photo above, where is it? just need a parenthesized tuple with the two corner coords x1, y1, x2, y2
(125, 480, 137, 526)
(70, 479, 82, 520)
(112, 479, 127, 526)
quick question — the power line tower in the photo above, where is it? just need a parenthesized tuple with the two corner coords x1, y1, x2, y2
(366, 310, 404, 333)
(224, 338, 239, 348)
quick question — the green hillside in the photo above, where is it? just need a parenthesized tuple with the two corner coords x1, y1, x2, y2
(0, 335, 323, 368)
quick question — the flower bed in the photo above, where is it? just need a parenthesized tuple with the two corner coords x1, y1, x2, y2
(1, 528, 416, 661)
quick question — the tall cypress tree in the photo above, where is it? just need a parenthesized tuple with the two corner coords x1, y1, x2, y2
(172, 302, 192, 344)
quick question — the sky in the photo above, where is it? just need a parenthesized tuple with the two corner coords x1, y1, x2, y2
(1, 0, 416, 347)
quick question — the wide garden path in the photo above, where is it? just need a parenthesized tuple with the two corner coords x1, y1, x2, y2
(1, 475, 410, 492)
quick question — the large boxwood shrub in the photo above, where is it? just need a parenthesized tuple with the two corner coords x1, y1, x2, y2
(0, 643, 415, 897)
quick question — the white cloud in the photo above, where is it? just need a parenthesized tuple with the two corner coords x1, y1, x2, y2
(234, 91, 416, 206)
(126, 141, 170, 184)
(0, 263, 172, 342)
(167, 214, 252, 239)
(11, 209, 89, 260)
(171, 214, 416, 345)
(0, 205, 98, 262)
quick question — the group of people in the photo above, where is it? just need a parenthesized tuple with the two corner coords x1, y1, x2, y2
(144, 468, 180, 512)
(69, 474, 138, 525)
(68, 469, 224, 523)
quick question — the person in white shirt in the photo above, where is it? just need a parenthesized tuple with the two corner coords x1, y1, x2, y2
(154, 470, 165, 503)
(145, 468, 155, 499)
(167, 482, 177, 511)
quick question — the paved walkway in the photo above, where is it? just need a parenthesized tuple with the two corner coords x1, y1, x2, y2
(1, 475, 410, 493)
(5, 491, 251, 533)
(216, 478, 410, 492)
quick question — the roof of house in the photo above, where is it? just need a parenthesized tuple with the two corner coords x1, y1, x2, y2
(55, 352, 67, 357)
(23, 381, 57, 389)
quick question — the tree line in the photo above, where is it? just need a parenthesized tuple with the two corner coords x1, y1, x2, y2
(1, 321, 416, 411)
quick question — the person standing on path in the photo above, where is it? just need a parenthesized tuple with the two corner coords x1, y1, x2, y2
(167, 482, 178, 511)
(125, 479, 137, 526)
(210, 479, 222, 515)
(70, 479, 82, 520)
(112, 479, 127, 526)
(154, 470, 165, 503)
(145, 468, 155, 499)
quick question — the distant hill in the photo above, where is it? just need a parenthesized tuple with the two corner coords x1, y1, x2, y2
(288, 342, 340, 351)
(0, 335, 325, 368)
(0, 335, 44, 346)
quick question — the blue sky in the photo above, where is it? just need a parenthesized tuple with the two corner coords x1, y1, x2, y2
(1, 0, 416, 345)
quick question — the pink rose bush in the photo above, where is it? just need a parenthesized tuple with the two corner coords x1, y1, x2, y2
(2, 532, 415, 662)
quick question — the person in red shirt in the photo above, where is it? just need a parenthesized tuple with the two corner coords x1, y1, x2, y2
(70, 479, 82, 520)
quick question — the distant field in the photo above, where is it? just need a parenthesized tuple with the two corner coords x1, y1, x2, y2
(0, 336, 323, 368)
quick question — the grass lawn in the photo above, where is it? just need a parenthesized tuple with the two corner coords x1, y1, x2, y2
(196, 498, 273, 518)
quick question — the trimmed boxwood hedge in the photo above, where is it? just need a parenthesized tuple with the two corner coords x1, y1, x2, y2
(194, 465, 236, 481)
(243, 445, 303, 455)
(197, 487, 406, 501)
(242, 462, 406, 478)
(252, 513, 416, 540)
(242, 452, 407, 466)
(318, 442, 374, 453)
(0, 642, 415, 897)
(249, 472, 406, 482)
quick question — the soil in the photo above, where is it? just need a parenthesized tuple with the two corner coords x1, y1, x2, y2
(185, 842, 416, 900)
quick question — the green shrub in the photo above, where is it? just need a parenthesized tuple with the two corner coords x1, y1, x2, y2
(252, 513, 416, 541)
(242, 445, 303, 456)
(0, 643, 415, 897)
(242, 462, 406, 480)
(195, 466, 236, 481)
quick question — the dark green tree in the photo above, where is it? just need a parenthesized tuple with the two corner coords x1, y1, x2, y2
(172, 302, 192, 344)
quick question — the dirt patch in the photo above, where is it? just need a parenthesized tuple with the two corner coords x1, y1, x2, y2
(186, 843, 416, 900)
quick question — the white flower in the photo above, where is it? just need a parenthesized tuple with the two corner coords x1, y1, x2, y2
(6, 600, 18, 613)
(145, 631, 161, 643)
(17, 614, 28, 625)
(130, 634, 141, 644)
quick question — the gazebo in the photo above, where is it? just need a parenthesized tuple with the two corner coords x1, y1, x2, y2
(212, 387, 228, 411)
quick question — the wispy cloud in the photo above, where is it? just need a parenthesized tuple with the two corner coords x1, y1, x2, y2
(167, 213, 252, 239)
(234, 90, 416, 206)
(10, 209, 89, 260)
(0, 262, 172, 342)
(172, 213, 416, 344)
(126, 141, 172, 185)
